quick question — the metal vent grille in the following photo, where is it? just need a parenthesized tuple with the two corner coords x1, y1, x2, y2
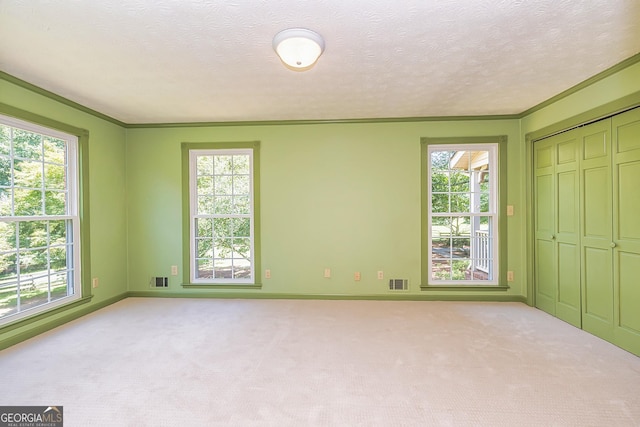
(151, 277, 168, 288)
(389, 279, 408, 291)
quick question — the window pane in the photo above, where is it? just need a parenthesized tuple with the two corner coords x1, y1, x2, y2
(51, 270, 71, 302)
(480, 171, 490, 190)
(196, 238, 212, 258)
(432, 260, 450, 281)
(43, 137, 66, 165)
(451, 216, 470, 236)
(233, 196, 250, 214)
(19, 248, 48, 276)
(452, 260, 470, 280)
(13, 129, 42, 160)
(49, 220, 68, 246)
(0, 252, 17, 279)
(452, 237, 470, 257)
(0, 157, 10, 186)
(197, 195, 214, 215)
(431, 151, 453, 171)
(197, 176, 213, 195)
(213, 196, 232, 214)
(450, 172, 470, 192)
(14, 189, 42, 216)
(431, 193, 449, 213)
(45, 191, 66, 215)
(0, 271, 18, 317)
(214, 155, 233, 175)
(18, 221, 48, 249)
(232, 218, 250, 237)
(214, 258, 232, 278)
(50, 246, 68, 271)
(431, 171, 449, 192)
(0, 254, 18, 316)
(233, 238, 251, 259)
(0, 125, 10, 155)
(450, 193, 470, 213)
(196, 218, 212, 238)
(214, 175, 232, 195)
(233, 259, 251, 279)
(233, 175, 250, 195)
(0, 222, 16, 251)
(233, 155, 250, 174)
(197, 156, 213, 176)
(0, 192, 11, 216)
(44, 164, 66, 190)
(13, 159, 42, 188)
(432, 235, 451, 258)
(480, 192, 489, 212)
(214, 238, 232, 258)
(197, 259, 213, 278)
(213, 218, 232, 238)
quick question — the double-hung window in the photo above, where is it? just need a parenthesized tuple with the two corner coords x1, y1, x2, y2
(0, 114, 81, 324)
(187, 146, 258, 284)
(422, 137, 506, 286)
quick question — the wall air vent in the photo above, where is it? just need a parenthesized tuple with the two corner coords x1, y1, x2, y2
(151, 277, 168, 288)
(389, 279, 409, 291)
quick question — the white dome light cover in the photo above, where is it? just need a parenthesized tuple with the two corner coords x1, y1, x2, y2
(273, 28, 325, 71)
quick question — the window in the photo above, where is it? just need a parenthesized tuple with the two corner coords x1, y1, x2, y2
(187, 145, 259, 285)
(0, 114, 81, 324)
(421, 137, 506, 287)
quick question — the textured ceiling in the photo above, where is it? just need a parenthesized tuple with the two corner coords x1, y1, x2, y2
(1, 0, 639, 124)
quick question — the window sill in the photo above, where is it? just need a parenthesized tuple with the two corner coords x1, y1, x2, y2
(420, 285, 510, 291)
(0, 295, 93, 333)
(182, 283, 262, 290)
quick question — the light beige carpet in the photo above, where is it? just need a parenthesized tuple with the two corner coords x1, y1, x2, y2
(1, 298, 639, 426)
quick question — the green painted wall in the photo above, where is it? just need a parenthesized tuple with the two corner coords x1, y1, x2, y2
(126, 119, 526, 298)
(2, 53, 639, 348)
(0, 79, 128, 344)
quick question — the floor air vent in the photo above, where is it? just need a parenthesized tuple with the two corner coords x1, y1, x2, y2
(389, 279, 408, 291)
(151, 277, 168, 288)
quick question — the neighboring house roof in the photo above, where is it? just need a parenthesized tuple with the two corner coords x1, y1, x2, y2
(449, 150, 489, 171)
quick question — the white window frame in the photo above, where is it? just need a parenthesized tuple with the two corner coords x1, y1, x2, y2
(427, 143, 499, 285)
(188, 148, 255, 284)
(0, 114, 81, 325)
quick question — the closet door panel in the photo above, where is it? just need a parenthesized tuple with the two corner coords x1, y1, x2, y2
(582, 167, 610, 239)
(556, 241, 581, 327)
(619, 252, 640, 334)
(580, 121, 614, 341)
(534, 139, 556, 315)
(583, 246, 613, 324)
(613, 107, 640, 355)
(555, 139, 581, 327)
(535, 239, 556, 314)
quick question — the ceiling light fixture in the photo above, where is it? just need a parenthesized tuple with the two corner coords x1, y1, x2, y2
(273, 28, 325, 71)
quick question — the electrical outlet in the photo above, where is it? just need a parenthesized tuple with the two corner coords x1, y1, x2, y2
(92, 277, 99, 288)
(377, 271, 384, 280)
(507, 205, 514, 216)
(324, 268, 331, 278)
(354, 272, 361, 281)
(265, 269, 271, 279)
(507, 271, 514, 282)
(171, 265, 178, 276)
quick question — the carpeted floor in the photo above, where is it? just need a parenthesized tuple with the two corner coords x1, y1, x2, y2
(1, 298, 639, 426)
